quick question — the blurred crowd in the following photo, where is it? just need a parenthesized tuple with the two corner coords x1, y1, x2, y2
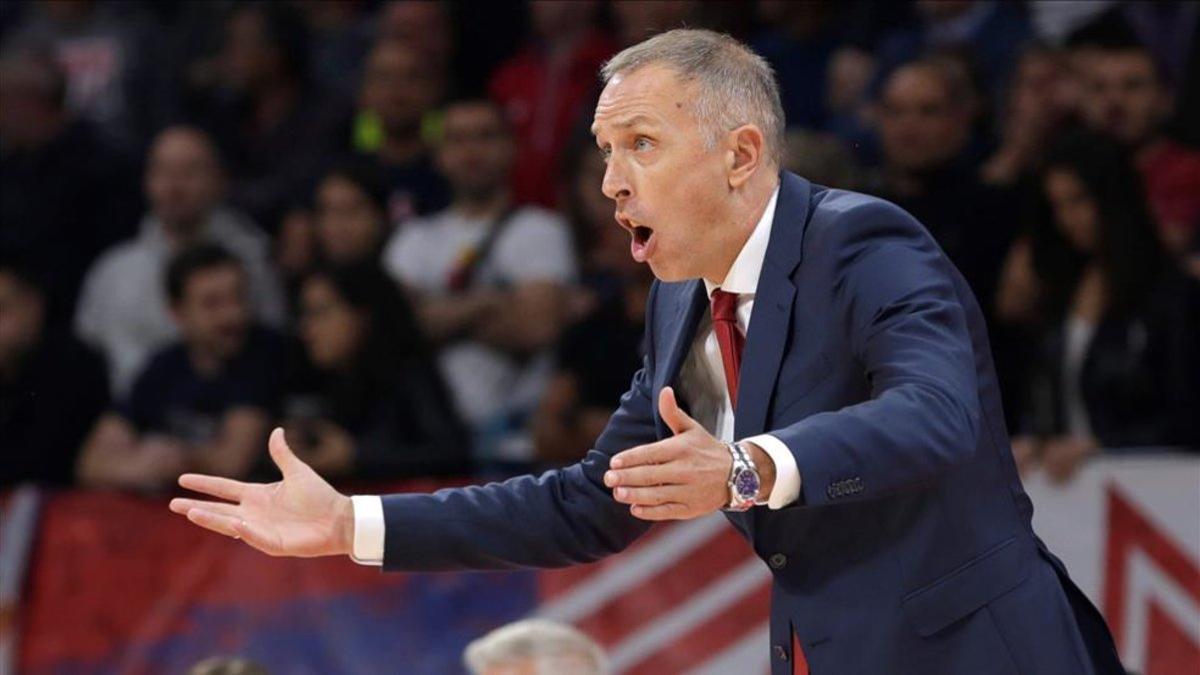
(2, 0, 1198, 494)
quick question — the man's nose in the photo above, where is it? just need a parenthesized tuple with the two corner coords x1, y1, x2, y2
(601, 160, 631, 202)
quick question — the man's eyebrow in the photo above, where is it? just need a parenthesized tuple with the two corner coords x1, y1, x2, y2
(591, 114, 659, 137)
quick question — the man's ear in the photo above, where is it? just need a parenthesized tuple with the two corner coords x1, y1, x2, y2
(727, 124, 766, 189)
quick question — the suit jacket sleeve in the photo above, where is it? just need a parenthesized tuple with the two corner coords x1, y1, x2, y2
(377, 287, 661, 572)
(775, 200, 982, 507)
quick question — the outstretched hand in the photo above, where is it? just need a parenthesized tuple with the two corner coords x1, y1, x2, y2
(604, 387, 775, 521)
(169, 428, 354, 557)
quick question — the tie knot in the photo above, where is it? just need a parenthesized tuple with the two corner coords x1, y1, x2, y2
(710, 289, 739, 322)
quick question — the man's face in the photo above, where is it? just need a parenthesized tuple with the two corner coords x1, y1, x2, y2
(878, 66, 970, 172)
(0, 271, 44, 368)
(172, 264, 250, 361)
(222, 10, 275, 91)
(591, 64, 733, 281)
(1080, 51, 1170, 146)
(360, 42, 439, 135)
(436, 103, 514, 200)
(145, 130, 223, 230)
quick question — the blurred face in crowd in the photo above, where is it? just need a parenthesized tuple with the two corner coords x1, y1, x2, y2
(436, 102, 514, 201)
(592, 64, 763, 282)
(1008, 50, 1073, 130)
(360, 41, 440, 136)
(0, 271, 44, 371)
(146, 128, 224, 232)
(1044, 168, 1100, 253)
(612, 0, 693, 47)
(315, 175, 386, 264)
(298, 276, 366, 371)
(378, 1, 453, 68)
(223, 9, 280, 91)
(878, 64, 971, 172)
(530, 0, 597, 42)
(0, 56, 65, 149)
(171, 263, 250, 361)
(1079, 50, 1171, 147)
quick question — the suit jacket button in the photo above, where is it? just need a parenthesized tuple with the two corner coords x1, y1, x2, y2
(769, 553, 788, 570)
(773, 644, 789, 661)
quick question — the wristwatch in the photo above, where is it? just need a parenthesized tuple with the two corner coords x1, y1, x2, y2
(724, 442, 761, 512)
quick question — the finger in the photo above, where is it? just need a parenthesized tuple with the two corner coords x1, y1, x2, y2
(169, 498, 240, 518)
(630, 502, 691, 521)
(269, 427, 307, 478)
(604, 463, 683, 488)
(610, 438, 685, 470)
(185, 507, 244, 539)
(233, 518, 281, 556)
(178, 473, 250, 502)
(613, 485, 688, 507)
(658, 386, 697, 435)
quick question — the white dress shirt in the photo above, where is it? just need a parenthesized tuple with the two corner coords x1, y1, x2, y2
(349, 185, 801, 566)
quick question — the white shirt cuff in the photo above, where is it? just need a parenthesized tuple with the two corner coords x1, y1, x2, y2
(350, 495, 385, 566)
(742, 434, 801, 509)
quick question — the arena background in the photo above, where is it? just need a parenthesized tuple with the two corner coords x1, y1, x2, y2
(1, 1, 1197, 673)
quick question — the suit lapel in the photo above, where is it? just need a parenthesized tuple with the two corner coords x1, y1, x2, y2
(653, 280, 707, 425)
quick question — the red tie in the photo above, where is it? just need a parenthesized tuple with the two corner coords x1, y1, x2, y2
(711, 289, 810, 674)
(709, 289, 745, 408)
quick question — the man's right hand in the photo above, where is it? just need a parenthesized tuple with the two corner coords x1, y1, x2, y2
(169, 428, 355, 558)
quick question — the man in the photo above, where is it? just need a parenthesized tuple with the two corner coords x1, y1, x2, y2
(463, 619, 606, 675)
(172, 30, 1123, 674)
(75, 125, 284, 396)
(1076, 36, 1200, 256)
(78, 246, 284, 492)
(0, 258, 108, 488)
(382, 97, 576, 462)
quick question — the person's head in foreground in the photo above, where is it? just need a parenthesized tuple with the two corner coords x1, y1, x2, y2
(463, 619, 607, 675)
(166, 244, 251, 363)
(590, 28, 784, 284)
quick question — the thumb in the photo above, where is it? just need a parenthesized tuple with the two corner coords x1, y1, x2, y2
(269, 427, 307, 478)
(659, 386, 697, 435)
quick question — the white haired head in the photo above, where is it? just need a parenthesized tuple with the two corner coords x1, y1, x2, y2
(463, 619, 607, 675)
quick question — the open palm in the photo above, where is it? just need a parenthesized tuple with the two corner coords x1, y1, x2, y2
(169, 428, 354, 558)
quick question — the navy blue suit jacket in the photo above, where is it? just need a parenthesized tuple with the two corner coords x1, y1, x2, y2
(382, 173, 1123, 674)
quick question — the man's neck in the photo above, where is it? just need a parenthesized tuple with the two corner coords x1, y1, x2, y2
(160, 215, 209, 249)
(454, 188, 510, 220)
(702, 176, 779, 287)
(379, 130, 424, 165)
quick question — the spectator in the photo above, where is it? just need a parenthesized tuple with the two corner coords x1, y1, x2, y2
(284, 263, 470, 479)
(982, 44, 1079, 188)
(872, 0, 1032, 116)
(1002, 134, 1200, 481)
(75, 126, 284, 396)
(870, 58, 1015, 322)
(376, 0, 455, 86)
(354, 39, 451, 224)
(463, 619, 607, 675)
(489, 0, 614, 207)
(295, 0, 372, 100)
(189, 2, 347, 232)
(0, 49, 141, 329)
(383, 98, 576, 464)
(533, 132, 652, 464)
(753, 0, 842, 131)
(0, 258, 108, 488)
(610, 0, 695, 48)
(1076, 35, 1200, 256)
(77, 245, 285, 492)
(278, 163, 392, 280)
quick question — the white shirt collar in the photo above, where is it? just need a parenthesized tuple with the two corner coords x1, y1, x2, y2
(703, 184, 781, 297)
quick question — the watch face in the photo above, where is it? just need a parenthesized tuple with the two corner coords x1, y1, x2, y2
(733, 468, 760, 500)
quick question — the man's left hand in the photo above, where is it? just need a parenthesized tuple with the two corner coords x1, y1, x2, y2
(604, 387, 775, 521)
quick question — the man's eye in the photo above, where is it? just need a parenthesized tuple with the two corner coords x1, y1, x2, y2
(634, 137, 652, 151)
(600, 146, 612, 161)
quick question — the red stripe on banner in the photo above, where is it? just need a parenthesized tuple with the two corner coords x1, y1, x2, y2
(574, 526, 755, 647)
(1102, 483, 1200, 657)
(1145, 599, 1200, 675)
(622, 577, 772, 675)
(539, 522, 674, 602)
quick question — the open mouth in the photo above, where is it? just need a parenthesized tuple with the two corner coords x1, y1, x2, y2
(619, 215, 657, 262)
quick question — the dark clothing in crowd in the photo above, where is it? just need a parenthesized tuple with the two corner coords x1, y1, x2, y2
(556, 273, 647, 411)
(753, 29, 840, 131)
(1024, 272, 1200, 449)
(877, 163, 1016, 323)
(366, 151, 452, 226)
(120, 326, 285, 445)
(0, 332, 109, 487)
(283, 348, 471, 479)
(0, 121, 141, 327)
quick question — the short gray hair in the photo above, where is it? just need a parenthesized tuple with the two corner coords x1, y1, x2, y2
(601, 28, 786, 168)
(463, 619, 607, 675)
